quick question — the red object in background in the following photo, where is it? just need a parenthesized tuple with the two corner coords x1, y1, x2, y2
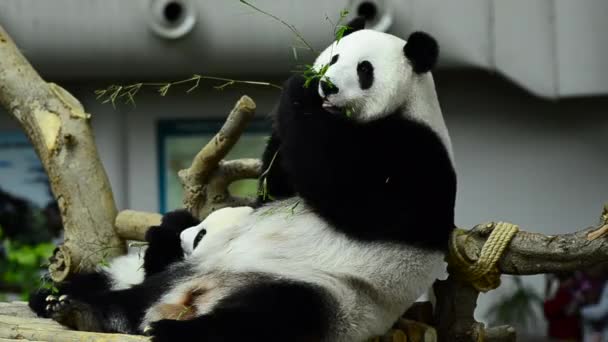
(544, 286, 582, 341)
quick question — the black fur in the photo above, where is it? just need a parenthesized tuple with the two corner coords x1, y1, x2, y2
(144, 209, 199, 276)
(30, 265, 191, 334)
(357, 60, 374, 90)
(149, 280, 334, 342)
(192, 228, 206, 250)
(344, 16, 366, 36)
(330, 54, 339, 65)
(273, 74, 455, 250)
(31, 269, 334, 340)
(28, 272, 112, 319)
(29, 210, 198, 331)
(321, 80, 339, 96)
(257, 130, 295, 204)
(404, 31, 439, 74)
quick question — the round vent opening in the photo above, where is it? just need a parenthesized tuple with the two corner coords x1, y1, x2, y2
(148, 0, 197, 39)
(163, 2, 183, 23)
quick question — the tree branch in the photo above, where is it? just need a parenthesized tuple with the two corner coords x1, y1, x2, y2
(0, 25, 124, 282)
(0, 302, 151, 341)
(115, 210, 162, 241)
(178, 96, 261, 219)
(0, 314, 149, 342)
(454, 209, 608, 276)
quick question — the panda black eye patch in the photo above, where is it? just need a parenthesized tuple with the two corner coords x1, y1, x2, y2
(193, 229, 207, 250)
(330, 54, 339, 65)
(357, 60, 374, 90)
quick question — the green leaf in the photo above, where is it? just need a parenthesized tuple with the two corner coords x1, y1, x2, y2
(335, 25, 351, 42)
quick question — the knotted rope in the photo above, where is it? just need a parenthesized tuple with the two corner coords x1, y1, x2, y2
(449, 222, 519, 292)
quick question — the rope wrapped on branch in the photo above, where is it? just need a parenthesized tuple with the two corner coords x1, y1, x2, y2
(448, 222, 519, 292)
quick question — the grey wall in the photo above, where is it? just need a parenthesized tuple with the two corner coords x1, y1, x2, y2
(435, 70, 608, 334)
(1, 70, 607, 335)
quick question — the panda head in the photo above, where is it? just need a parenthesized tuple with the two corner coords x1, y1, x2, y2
(180, 206, 254, 256)
(314, 19, 439, 122)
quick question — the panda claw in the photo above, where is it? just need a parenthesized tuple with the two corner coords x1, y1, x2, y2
(43, 294, 71, 314)
(143, 325, 153, 335)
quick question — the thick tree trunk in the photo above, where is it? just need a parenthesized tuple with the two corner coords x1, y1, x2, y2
(0, 303, 149, 342)
(0, 25, 125, 282)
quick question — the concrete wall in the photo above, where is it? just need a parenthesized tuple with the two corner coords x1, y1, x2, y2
(1, 69, 607, 335)
(435, 70, 608, 335)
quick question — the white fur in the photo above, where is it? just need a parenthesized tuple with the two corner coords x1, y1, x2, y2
(314, 29, 453, 162)
(101, 253, 145, 290)
(102, 207, 254, 289)
(143, 199, 446, 341)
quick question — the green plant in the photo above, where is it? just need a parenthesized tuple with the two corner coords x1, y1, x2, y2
(95, 75, 282, 107)
(299, 9, 350, 89)
(0, 238, 55, 300)
(95, 3, 352, 106)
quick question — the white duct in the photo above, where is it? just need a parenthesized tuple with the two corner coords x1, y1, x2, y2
(1, 0, 607, 98)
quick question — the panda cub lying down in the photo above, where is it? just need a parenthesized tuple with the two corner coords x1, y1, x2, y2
(29, 17, 456, 342)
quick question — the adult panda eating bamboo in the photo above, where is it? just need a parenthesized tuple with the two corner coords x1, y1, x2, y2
(29, 17, 456, 342)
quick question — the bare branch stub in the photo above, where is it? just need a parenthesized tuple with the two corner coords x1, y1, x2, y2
(0, 25, 124, 281)
(178, 96, 261, 219)
(115, 210, 163, 241)
(434, 277, 516, 342)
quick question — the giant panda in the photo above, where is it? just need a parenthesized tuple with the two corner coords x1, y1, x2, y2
(28, 18, 456, 342)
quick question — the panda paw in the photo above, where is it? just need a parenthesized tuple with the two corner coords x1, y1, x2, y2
(145, 209, 199, 243)
(283, 74, 322, 107)
(31, 292, 78, 323)
(28, 289, 53, 317)
(147, 319, 186, 342)
(40, 294, 102, 331)
(44, 294, 71, 316)
(148, 317, 213, 341)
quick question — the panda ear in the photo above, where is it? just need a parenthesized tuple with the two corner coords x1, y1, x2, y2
(403, 31, 439, 74)
(342, 16, 366, 37)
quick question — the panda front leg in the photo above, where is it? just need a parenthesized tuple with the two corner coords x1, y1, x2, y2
(257, 130, 295, 204)
(143, 209, 199, 276)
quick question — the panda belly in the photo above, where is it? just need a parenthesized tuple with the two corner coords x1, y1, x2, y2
(144, 199, 446, 341)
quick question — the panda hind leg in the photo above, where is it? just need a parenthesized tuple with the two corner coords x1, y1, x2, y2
(144, 209, 199, 276)
(42, 294, 105, 332)
(29, 271, 113, 318)
(149, 280, 334, 342)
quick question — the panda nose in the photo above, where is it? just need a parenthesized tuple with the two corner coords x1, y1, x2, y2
(321, 81, 339, 96)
